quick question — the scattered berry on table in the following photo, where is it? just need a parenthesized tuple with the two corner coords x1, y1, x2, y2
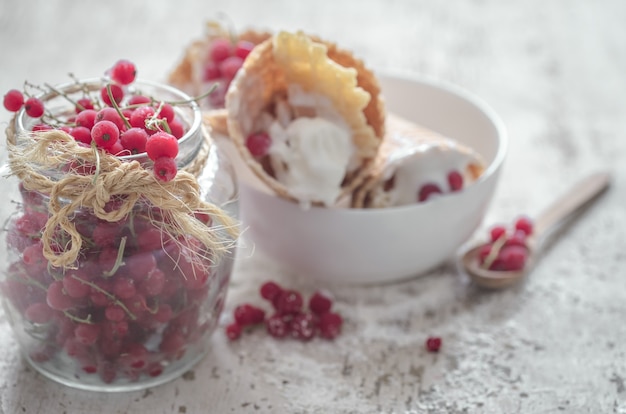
(425, 336, 442, 352)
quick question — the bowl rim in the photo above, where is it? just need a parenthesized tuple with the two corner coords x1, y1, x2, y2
(242, 72, 508, 215)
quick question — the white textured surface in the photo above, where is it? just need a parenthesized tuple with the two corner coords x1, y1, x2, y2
(1, 0, 625, 413)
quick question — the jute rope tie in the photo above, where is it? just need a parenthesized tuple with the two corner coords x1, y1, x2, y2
(6, 128, 238, 269)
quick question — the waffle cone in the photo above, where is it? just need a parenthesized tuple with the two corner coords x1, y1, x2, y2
(225, 31, 385, 206)
(351, 113, 485, 208)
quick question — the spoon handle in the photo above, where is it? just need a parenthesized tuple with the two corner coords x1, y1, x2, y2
(533, 171, 611, 239)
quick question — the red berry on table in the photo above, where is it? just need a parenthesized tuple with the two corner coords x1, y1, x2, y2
(100, 84, 124, 107)
(319, 312, 343, 340)
(233, 304, 266, 326)
(245, 132, 272, 157)
(3, 89, 24, 112)
(24, 97, 45, 118)
(209, 38, 232, 63)
(234, 40, 255, 60)
(514, 215, 534, 236)
(418, 183, 443, 202)
(266, 313, 291, 338)
(308, 290, 333, 315)
(260, 281, 283, 302)
(274, 289, 304, 315)
(225, 323, 242, 341)
(91, 120, 120, 149)
(425, 336, 442, 352)
(219, 56, 244, 81)
(291, 312, 318, 341)
(146, 132, 179, 160)
(110, 59, 137, 85)
(153, 156, 178, 182)
(447, 170, 464, 192)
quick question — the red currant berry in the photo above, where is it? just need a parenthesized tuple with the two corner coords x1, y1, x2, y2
(308, 290, 333, 315)
(266, 313, 291, 338)
(3, 89, 24, 112)
(101, 84, 124, 107)
(91, 120, 120, 149)
(225, 323, 242, 341)
(129, 105, 156, 129)
(146, 132, 179, 160)
(24, 302, 53, 324)
(74, 323, 100, 346)
(156, 103, 175, 123)
(233, 304, 266, 326)
(425, 336, 442, 352)
(75, 109, 98, 129)
(105, 305, 126, 322)
(418, 183, 443, 202)
(62, 273, 90, 298)
(260, 281, 283, 302)
(274, 289, 303, 315)
(24, 97, 45, 118)
(75, 98, 94, 113)
(110, 59, 137, 85)
(70, 126, 92, 145)
(291, 312, 318, 341)
(113, 277, 136, 299)
(499, 245, 528, 271)
(504, 230, 528, 248)
(219, 56, 244, 81)
(128, 94, 151, 106)
(96, 107, 127, 131)
(168, 120, 185, 139)
(245, 132, 272, 157)
(447, 170, 464, 192)
(210, 38, 232, 63)
(318, 312, 343, 340)
(46, 280, 75, 311)
(489, 225, 507, 242)
(234, 40, 255, 60)
(514, 215, 534, 236)
(32, 123, 52, 132)
(203, 62, 221, 81)
(120, 127, 149, 154)
(153, 156, 178, 182)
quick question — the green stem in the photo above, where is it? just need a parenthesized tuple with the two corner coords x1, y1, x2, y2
(70, 272, 136, 320)
(63, 311, 94, 324)
(102, 236, 127, 277)
(107, 84, 132, 130)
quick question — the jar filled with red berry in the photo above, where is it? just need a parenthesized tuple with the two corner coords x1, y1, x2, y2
(0, 60, 239, 391)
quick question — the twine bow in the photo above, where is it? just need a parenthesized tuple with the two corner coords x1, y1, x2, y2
(7, 129, 238, 269)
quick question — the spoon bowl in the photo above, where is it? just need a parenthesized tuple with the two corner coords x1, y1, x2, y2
(460, 171, 611, 289)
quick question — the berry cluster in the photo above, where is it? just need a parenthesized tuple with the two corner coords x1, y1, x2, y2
(478, 216, 534, 271)
(203, 37, 255, 107)
(0, 183, 228, 384)
(225, 281, 343, 342)
(2, 59, 191, 182)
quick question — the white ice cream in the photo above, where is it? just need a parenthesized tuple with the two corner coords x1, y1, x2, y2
(268, 116, 354, 207)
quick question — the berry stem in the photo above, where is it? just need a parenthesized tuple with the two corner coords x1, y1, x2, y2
(63, 310, 94, 324)
(69, 272, 137, 320)
(44, 82, 84, 113)
(102, 236, 127, 277)
(106, 84, 132, 130)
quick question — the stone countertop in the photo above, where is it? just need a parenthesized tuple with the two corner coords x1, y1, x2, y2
(0, 1, 625, 413)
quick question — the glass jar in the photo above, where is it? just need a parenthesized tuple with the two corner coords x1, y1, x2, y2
(0, 79, 238, 391)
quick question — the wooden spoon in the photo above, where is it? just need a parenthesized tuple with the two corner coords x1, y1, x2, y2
(460, 171, 611, 289)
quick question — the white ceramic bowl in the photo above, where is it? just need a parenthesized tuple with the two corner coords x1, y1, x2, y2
(223, 74, 507, 284)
